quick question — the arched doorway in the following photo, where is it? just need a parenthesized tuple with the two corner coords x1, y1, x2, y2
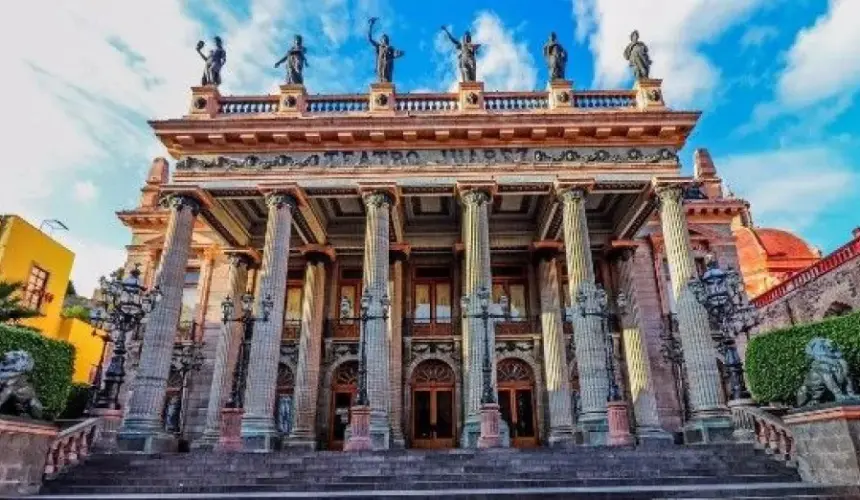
(824, 301, 852, 318)
(275, 363, 295, 436)
(329, 361, 357, 450)
(410, 359, 456, 449)
(497, 358, 538, 448)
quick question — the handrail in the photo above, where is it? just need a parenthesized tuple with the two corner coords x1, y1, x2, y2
(43, 418, 100, 479)
(731, 405, 795, 465)
(753, 237, 860, 307)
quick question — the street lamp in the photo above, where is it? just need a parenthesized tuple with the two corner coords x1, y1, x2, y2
(352, 290, 390, 406)
(89, 265, 161, 410)
(689, 255, 759, 402)
(86, 329, 112, 412)
(573, 285, 626, 402)
(220, 291, 273, 409)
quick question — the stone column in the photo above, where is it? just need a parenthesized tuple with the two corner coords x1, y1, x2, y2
(535, 249, 575, 445)
(195, 254, 250, 448)
(459, 188, 495, 447)
(118, 194, 200, 453)
(558, 186, 609, 444)
(240, 193, 297, 451)
(615, 249, 673, 445)
(388, 253, 407, 448)
(362, 191, 393, 449)
(655, 184, 731, 443)
(286, 250, 328, 449)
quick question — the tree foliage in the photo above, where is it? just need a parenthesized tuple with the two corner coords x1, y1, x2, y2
(0, 280, 40, 324)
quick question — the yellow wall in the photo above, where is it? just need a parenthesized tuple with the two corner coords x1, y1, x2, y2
(56, 318, 106, 383)
(0, 215, 75, 336)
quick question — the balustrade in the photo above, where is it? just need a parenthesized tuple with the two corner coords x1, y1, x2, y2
(306, 96, 369, 114)
(43, 418, 100, 479)
(731, 405, 795, 465)
(484, 93, 549, 111)
(396, 95, 459, 112)
(495, 316, 541, 337)
(573, 91, 635, 109)
(219, 98, 278, 114)
(403, 318, 456, 338)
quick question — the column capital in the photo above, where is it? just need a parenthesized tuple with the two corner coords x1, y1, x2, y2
(264, 192, 299, 211)
(358, 183, 400, 207)
(606, 240, 640, 262)
(362, 191, 395, 209)
(530, 241, 563, 262)
(652, 177, 696, 205)
(555, 179, 595, 204)
(258, 182, 307, 209)
(456, 182, 496, 206)
(298, 244, 336, 264)
(160, 193, 202, 216)
(225, 252, 254, 270)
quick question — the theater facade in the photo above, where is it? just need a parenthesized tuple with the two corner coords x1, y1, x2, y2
(112, 76, 750, 452)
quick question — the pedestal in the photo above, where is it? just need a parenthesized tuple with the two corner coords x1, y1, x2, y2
(477, 403, 502, 449)
(345, 405, 373, 451)
(116, 428, 177, 454)
(369, 83, 395, 113)
(547, 79, 574, 110)
(0, 418, 58, 496)
(682, 415, 734, 444)
(729, 398, 757, 442)
(458, 81, 485, 112)
(785, 404, 860, 485)
(577, 417, 609, 446)
(189, 85, 220, 118)
(278, 84, 306, 116)
(607, 401, 634, 447)
(217, 408, 244, 452)
(633, 78, 665, 110)
(90, 408, 123, 453)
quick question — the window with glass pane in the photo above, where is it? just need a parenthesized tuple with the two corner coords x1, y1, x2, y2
(179, 268, 200, 324)
(285, 286, 303, 321)
(508, 284, 526, 321)
(414, 284, 431, 323)
(435, 283, 451, 323)
(339, 285, 356, 323)
(23, 265, 49, 310)
(490, 283, 506, 317)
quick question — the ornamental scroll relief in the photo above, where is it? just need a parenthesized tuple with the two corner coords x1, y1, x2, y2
(175, 146, 678, 171)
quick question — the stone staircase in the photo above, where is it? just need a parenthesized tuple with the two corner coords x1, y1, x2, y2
(39, 444, 858, 499)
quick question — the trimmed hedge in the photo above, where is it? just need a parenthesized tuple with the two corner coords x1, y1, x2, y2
(0, 324, 76, 419)
(746, 312, 860, 405)
(58, 382, 92, 420)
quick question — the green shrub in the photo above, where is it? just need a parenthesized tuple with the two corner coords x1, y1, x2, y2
(0, 324, 76, 419)
(746, 312, 860, 405)
(58, 382, 92, 420)
(61, 305, 91, 322)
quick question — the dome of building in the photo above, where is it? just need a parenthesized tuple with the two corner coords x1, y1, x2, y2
(734, 226, 820, 297)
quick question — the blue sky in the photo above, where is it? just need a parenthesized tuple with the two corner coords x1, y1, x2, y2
(3, 0, 859, 293)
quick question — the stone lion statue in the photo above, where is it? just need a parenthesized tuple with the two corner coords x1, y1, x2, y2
(0, 350, 44, 419)
(796, 337, 857, 408)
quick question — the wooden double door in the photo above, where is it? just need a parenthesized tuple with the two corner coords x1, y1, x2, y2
(411, 360, 456, 448)
(497, 358, 538, 448)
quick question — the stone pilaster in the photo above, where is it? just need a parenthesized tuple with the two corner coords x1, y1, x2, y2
(388, 254, 406, 448)
(459, 188, 495, 448)
(536, 252, 575, 445)
(286, 251, 328, 449)
(558, 186, 609, 444)
(195, 254, 250, 448)
(362, 191, 393, 449)
(240, 193, 297, 451)
(655, 183, 731, 443)
(118, 194, 200, 453)
(615, 248, 673, 445)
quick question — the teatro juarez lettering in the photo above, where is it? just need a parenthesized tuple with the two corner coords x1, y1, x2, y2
(175, 146, 678, 171)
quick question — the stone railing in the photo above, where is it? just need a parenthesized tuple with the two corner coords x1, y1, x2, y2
(43, 418, 100, 479)
(573, 91, 636, 109)
(219, 97, 278, 114)
(396, 94, 459, 112)
(306, 95, 369, 113)
(731, 405, 795, 465)
(753, 236, 860, 307)
(484, 92, 549, 111)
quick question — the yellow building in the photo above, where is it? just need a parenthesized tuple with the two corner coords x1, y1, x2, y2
(0, 214, 105, 383)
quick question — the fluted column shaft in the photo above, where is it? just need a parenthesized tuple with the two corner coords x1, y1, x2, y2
(198, 255, 250, 446)
(461, 190, 494, 422)
(287, 256, 327, 447)
(119, 195, 199, 451)
(656, 185, 726, 419)
(537, 255, 575, 444)
(559, 188, 608, 426)
(388, 258, 405, 447)
(241, 193, 296, 449)
(362, 192, 392, 448)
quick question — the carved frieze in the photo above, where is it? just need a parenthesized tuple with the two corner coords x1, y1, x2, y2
(175, 146, 678, 171)
(279, 341, 299, 367)
(409, 341, 458, 363)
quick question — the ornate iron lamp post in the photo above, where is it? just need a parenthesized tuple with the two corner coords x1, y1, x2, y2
(89, 265, 161, 410)
(688, 256, 759, 402)
(164, 338, 205, 435)
(86, 329, 112, 412)
(345, 289, 390, 451)
(571, 285, 632, 446)
(461, 286, 507, 448)
(220, 292, 273, 409)
(659, 313, 690, 424)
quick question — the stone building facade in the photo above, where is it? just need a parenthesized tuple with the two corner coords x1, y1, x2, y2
(111, 79, 753, 452)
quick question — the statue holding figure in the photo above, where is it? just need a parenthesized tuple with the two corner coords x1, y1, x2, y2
(623, 30, 651, 80)
(196, 36, 226, 87)
(367, 17, 405, 84)
(0, 350, 44, 419)
(796, 337, 858, 408)
(440, 26, 482, 83)
(543, 32, 567, 81)
(274, 35, 309, 85)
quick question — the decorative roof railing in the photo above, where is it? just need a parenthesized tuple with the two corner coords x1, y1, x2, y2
(214, 89, 638, 117)
(752, 236, 860, 308)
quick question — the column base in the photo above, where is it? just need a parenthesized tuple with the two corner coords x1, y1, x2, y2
(547, 427, 576, 447)
(216, 408, 244, 452)
(607, 401, 634, 447)
(116, 429, 177, 454)
(635, 426, 676, 447)
(192, 428, 221, 450)
(369, 410, 391, 450)
(477, 403, 502, 449)
(461, 414, 511, 448)
(345, 405, 372, 451)
(284, 430, 317, 451)
(683, 415, 734, 444)
(728, 398, 758, 443)
(240, 413, 281, 452)
(576, 417, 609, 446)
(90, 408, 123, 453)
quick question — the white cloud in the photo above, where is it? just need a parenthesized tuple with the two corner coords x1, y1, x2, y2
(436, 11, 537, 92)
(740, 25, 779, 50)
(73, 181, 98, 204)
(776, 0, 860, 109)
(573, 0, 767, 106)
(716, 146, 858, 234)
(55, 234, 127, 298)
